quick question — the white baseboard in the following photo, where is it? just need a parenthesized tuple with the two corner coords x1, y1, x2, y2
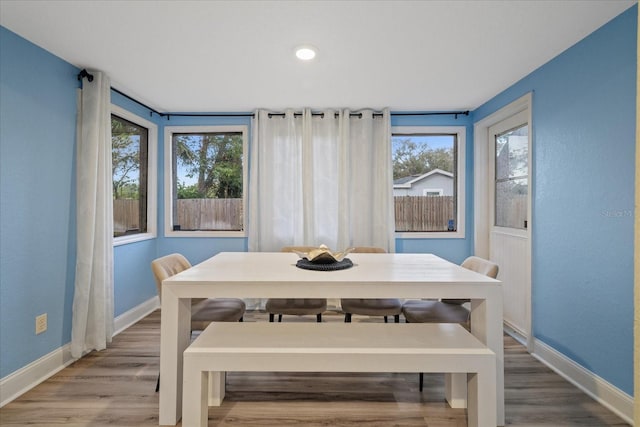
(0, 296, 159, 408)
(532, 338, 633, 425)
(0, 342, 74, 408)
(503, 323, 527, 346)
(113, 296, 159, 336)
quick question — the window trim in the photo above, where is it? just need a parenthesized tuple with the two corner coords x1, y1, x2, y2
(391, 126, 466, 239)
(164, 125, 248, 238)
(111, 104, 158, 246)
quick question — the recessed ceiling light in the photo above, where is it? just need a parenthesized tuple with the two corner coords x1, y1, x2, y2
(295, 45, 317, 61)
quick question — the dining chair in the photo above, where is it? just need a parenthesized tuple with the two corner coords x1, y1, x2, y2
(151, 253, 246, 391)
(401, 255, 499, 391)
(340, 247, 402, 323)
(265, 246, 327, 322)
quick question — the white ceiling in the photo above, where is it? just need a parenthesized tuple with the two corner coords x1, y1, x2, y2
(0, 0, 636, 113)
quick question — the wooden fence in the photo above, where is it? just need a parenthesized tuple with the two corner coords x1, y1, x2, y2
(114, 199, 141, 236)
(175, 198, 243, 231)
(495, 195, 527, 229)
(394, 196, 454, 232)
(115, 196, 456, 233)
(114, 198, 244, 233)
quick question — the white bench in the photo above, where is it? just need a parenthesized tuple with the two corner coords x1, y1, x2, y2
(182, 322, 496, 427)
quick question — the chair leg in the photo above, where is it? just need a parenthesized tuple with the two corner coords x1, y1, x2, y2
(394, 314, 400, 323)
(155, 374, 160, 392)
(269, 313, 275, 322)
(419, 373, 424, 392)
(239, 317, 243, 322)
(316, 313, 322, 322)
(344, 313, 351, 323)
(278, 314, 283, 322)
(384, 315, 388, 323)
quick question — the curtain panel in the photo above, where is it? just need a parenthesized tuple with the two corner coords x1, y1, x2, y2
(248, 108, 394, 254)
(71, 71, 114, 358)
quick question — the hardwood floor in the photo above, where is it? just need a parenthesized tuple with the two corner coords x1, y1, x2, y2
(0, 310, 630, 426)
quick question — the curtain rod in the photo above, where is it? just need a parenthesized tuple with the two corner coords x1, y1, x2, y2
(77, 69, 470, 120)
(266, 111, 470, 119)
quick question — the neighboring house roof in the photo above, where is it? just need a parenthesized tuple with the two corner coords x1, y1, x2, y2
(393, 169, 453, 188)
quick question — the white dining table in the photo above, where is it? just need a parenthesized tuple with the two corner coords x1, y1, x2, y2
(159, 252, 504, 426)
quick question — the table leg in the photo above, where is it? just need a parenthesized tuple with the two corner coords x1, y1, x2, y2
(208, 371, 225, 406)
(467, 358, 497, 427)
(182, 368, 208, 427)
(159, 290, 192, 425)
(471, 293, 505, 426)
(444, 373, 467, 408)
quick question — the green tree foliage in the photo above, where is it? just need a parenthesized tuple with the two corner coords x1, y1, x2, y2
(111, 117, 140, 199)
(175, 133, 243, 199)
(176, 182, 202, 199)
(392, 138, 453, 180)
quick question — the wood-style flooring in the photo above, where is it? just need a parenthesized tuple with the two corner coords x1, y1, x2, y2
(0, 310, 630, 426)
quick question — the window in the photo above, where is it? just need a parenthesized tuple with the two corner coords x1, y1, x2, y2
(111, 105, 157, 244)
(423, 189, 444, 197)
(164, 125, 247, 237)
(392, 126, 465, 238)
(494, 124, 528, 229)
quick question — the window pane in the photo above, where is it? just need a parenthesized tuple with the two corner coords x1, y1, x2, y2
(112, 115, 148, 237)
(496, 178, 527, 229)
(172, 132, 243, 231)
(496, 125, 528, 180)
(392, 134, 456, 232)
(495, 124, 528, 229)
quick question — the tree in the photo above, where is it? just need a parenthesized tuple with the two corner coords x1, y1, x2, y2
(176, 182, 202, 199)
(392, 138, 453, 179)
(111, 117, 140, 199)
(175, 133, 243, 199)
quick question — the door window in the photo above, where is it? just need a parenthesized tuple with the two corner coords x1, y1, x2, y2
(495, 124, 528, 229)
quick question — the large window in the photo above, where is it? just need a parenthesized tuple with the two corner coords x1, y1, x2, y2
(391, 126, 465, 238)
(164, 126, 247, 237)
(111, 105, 157, 244)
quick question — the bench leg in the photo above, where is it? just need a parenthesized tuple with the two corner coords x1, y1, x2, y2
(182, 367, 208, 427)
(444, 373, 467, 408)
(207, 371, 226, 406)
(467, 361, 497, 427)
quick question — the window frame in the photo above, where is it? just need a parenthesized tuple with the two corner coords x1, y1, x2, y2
(164, 125, 248, 238)
(111, 104, 158, 246)
(391, 126, 466, 239)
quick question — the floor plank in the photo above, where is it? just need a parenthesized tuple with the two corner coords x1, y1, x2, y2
(0, 310, 630, 426)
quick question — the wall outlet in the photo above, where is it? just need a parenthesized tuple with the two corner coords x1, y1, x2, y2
(35, 313, 47, 335)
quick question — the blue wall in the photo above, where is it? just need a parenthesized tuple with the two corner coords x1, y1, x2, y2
(474, 6, 636, 395)
(0, 27, 79, 377)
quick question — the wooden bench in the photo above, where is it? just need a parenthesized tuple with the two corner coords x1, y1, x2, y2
(182, 322, 496, 427)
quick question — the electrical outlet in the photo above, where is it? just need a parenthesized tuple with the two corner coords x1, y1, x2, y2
(35, 313, 47, 335)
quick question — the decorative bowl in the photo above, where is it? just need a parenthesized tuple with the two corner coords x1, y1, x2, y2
(292, 244, 355, 264)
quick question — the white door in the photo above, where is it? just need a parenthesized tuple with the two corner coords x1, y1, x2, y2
(488, 110, 531, 344)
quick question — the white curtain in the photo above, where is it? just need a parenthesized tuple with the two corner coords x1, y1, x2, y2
(248, 108, 394, 253)
(71, 71, 114, 358)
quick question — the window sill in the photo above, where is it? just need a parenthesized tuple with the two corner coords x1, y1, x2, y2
(395, 230, 465, 239)
(165, 230, 246, 238)
(113, 232, 156, 247)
